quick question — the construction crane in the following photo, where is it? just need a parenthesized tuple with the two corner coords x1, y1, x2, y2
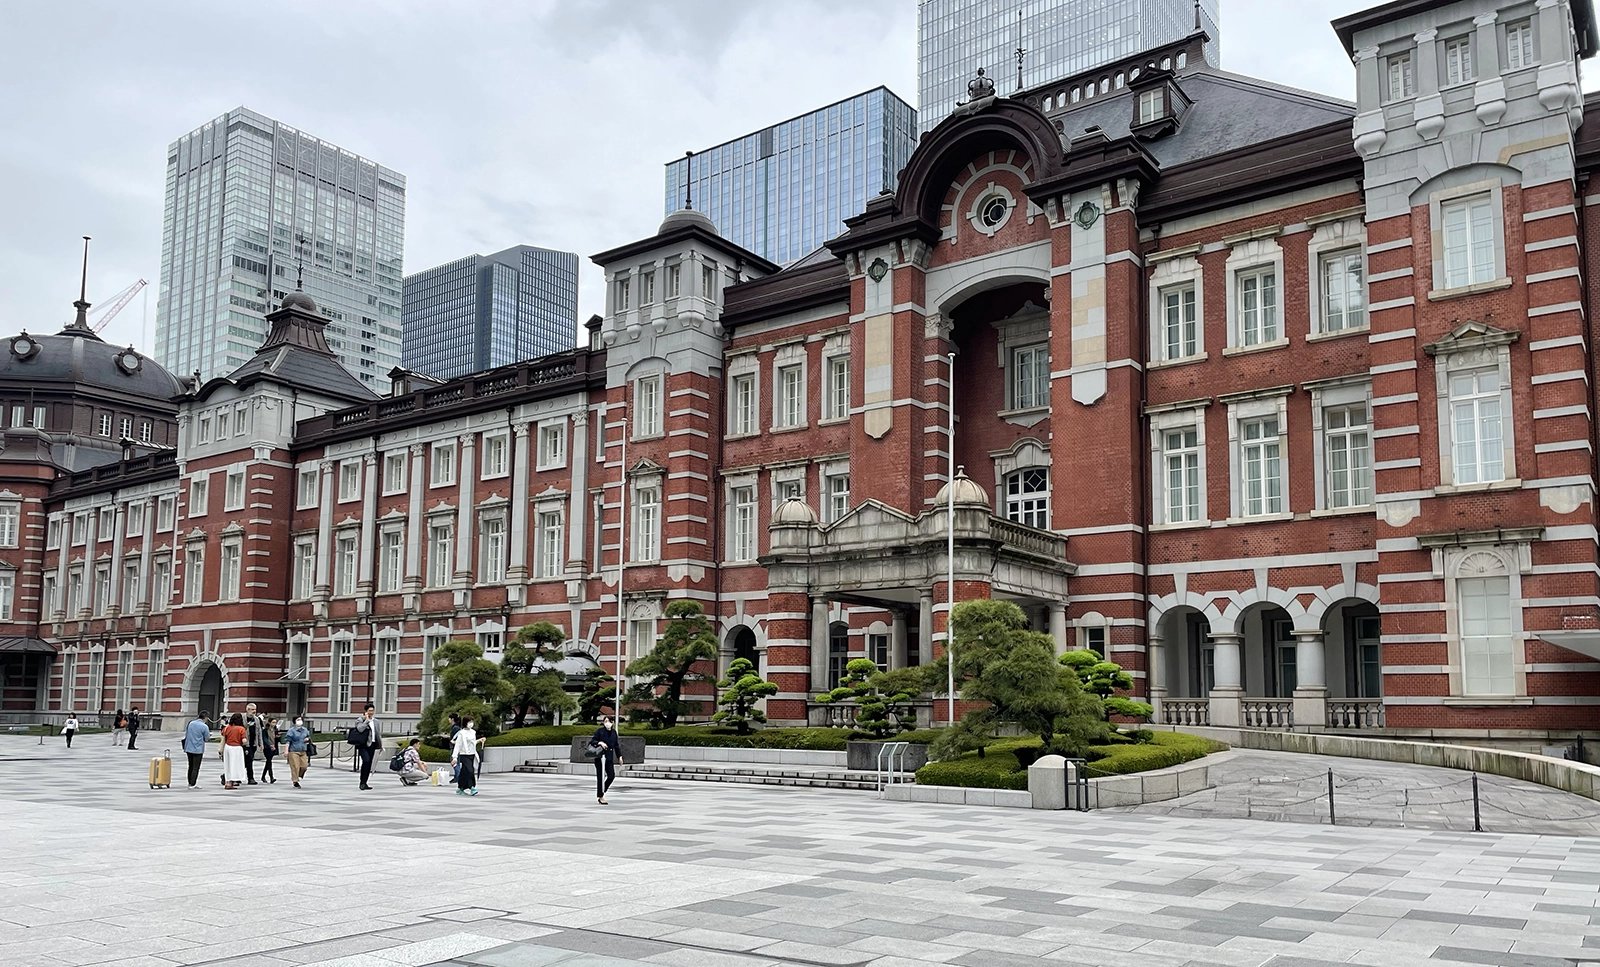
(62, 279, 148, 333)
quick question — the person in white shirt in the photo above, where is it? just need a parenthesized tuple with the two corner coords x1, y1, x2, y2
(450, 718, 483, 796)
(62, 714, 80, 749)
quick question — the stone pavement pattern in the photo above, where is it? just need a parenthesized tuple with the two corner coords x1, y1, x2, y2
(5, 736, 1600, 967)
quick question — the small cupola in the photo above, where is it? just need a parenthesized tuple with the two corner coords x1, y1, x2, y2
(1127, 61, 1191, 140)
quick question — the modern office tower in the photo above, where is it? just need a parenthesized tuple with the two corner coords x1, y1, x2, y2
(663, 87, 918, 266)
(401, 245, 580, 380)
(155, 107, 406, 388)
(918, 0, 1222, 132)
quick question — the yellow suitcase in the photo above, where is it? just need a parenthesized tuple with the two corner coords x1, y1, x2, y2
(148, 750, 171, 789)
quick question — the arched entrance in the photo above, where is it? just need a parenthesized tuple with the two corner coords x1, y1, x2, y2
(725, 626, 760, 677)
(195, 663, 224, 719)
(1238, 603, 1297, 698)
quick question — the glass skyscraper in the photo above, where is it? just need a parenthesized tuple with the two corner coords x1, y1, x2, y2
(663, 87, 918, 266)
(918, 0, 1222, 133)
(401, 245, 579, 381)
(155, 107, 406, 388)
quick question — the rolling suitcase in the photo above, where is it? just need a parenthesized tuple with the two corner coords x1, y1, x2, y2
(148, 749, 172, 789)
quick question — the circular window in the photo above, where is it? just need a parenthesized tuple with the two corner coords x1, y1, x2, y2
(979, 195, 1009, 228)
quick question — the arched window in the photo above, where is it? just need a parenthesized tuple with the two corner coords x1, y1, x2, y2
(1005, 467, 1050, 530)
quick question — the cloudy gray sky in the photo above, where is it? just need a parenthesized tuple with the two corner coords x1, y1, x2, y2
(0, 1, 1577, 353)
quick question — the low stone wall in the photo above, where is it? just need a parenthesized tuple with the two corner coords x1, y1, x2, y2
(1088, 756, 1217, 808)
(882, 785, 1033, 808)
(1171, 725, 1600, 802)
(477, 742, 847, 773)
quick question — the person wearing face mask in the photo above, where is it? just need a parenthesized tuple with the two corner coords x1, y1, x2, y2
(590, 716, 625, 805)
(450, 716, 483, 796)
(282, 715, 312, 788)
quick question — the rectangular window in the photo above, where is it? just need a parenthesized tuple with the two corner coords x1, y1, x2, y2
(189, 475, 209, 517)
(1444, 36, 1473, 84)
(640, 269, 655, 305)
(480, 513, 507, 583)
(731, 485, 756, 561)
(614, 276, 631, 311)
(119, 417, 132, 440)
(146, 648, 166, 711)
(430, 442, 457, 487)
(870, 632, 890, 672)
(67, 567, 83, 615)
(422, 633, 446, 704)
(629, 619, 655, 661)
(1084, 626, 1107, 657)
(297, 467, 320, 508)
(152, 557, 171, 611)
(34, 404, 47, 428)
(88, 651, 104, 710)
(98, 507, 115, 537)
(1236, 267, 1279, 346)
(121, 561, 140, 610)
(381, 451, 406, 494)
(139, 421, 151, 443)
(1387, 51, 1415, 99)
(8, 404, 23, 427)
(1506, 19, 1534, 70)
(156, 495, 176, 532)
(1241, 417, 1284, 516)
(428, 520, 453, 588)
(702, 261, 719, 301)
(1320, 249, 1366, 332)
(100, 414, 113, 437)
(44, 573, 58, 618)
(1441, 194, 1497, 289)
(219, 539, 242, 601)
(1137, 88, 1162, 124)
(61, 653, 77, 712)
(1450, 368, 1505, 484)
(333, 640, 353, 713)
(197, 415, 210, 443)
(334, 532, 358, 595)
(0, 573, 12, 621)
(1160, 284, 1197, 360)
(47, 515, 61, 549)
(482, 432, 509, 478)
(538, 423, 566, 469)
(731, 373, 756, 435)
(0, 503, 17, 548)
(71, 510, 87, 545)
(125, 502, 145, 538)
(1163, 427, 1202, 523)
(665, 263, 681, 298)
(93, 564, 111, 615)
(826, 472, 851, 523)
(537, 511, 563, 578)
(825, 356, 850, 420)
(216, 409, 229, 439)
(1460, 575, 1515, 695)
(1011, 345, 1050, 410)
(1326, 404, 1373, 509)
(777, 364, 803, 427)
(293, 537, 316, 600)
(633, 485, 660, 562)
(224, 469, 246, 511)
(337, 461, 360, 502)
(478, 631, 503, 656)
(635, 375, 662, 436)
(378, 639, 399, 713)
(378, 527, 403, 593)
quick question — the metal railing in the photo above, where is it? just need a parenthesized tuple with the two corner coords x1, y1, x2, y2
(1241, 700, 1294, 729)
(1327, 699, 1384, 729)
(876, 741, 913, 797)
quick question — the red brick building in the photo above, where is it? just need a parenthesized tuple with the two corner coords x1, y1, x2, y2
(3, 0, 1599, 748)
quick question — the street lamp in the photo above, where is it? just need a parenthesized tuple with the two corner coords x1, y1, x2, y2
(946, 350, 956, 726)
(614, 415, 628, 718)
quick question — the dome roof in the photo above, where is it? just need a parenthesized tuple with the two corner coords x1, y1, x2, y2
(659, 208, 719, 236)
(280, 290, 319, 313)
(1, 327, 183, 404)
(934, 467, 990, 508)
(772, 495, 819, 525)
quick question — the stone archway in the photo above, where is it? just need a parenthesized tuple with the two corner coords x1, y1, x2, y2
(725, 626, 760, 677)
(182, 653, 228, 721)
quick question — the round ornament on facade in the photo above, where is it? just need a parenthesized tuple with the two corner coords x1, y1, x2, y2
(116, 348, 143, 374)
(9, 334, 38, 360)
(966, 184, 1017, 237)
(866, 258, 889, 282)
(979, 194, 1009, 228)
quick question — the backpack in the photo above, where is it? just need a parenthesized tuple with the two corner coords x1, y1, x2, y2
(389, 750, 406, 772)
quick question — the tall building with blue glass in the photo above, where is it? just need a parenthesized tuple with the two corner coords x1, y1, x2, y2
(400, 244, 578, 381)
(663, 87, 918, 266)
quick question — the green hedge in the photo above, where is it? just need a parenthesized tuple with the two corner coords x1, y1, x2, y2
(477, 724, 927, 752)
(915, 732, 1226, 790)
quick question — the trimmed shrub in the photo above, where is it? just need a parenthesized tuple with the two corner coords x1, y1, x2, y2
(916, 731, 1226, 790)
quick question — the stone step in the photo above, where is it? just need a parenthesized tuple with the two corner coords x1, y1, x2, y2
(512, 759, 884, 791)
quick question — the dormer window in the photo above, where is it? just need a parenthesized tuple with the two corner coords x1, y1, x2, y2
(1137, 89, 1164, 125)
(1129, 75, 1187, 139)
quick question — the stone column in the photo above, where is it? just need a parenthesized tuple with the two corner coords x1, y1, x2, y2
(53, 513, 69, 621)
(890, 610, 908, 670)
(1208, 632, 1244, 727)
(506, 422, 532, 591)
(566, 414, 590, 571)
(1048, 603, 1068, 656)
(454, 434, 476, 592)
(79, 508, 98, 619)
(918, 591, 934, 665)
(809, 597, 830, 692)
(106, 503, 124, 617)
(1292, 629, 1328, 731)
(313, 461, 334, 602)
(403, 445, 425, 602)
(356, 451, 378, 597)
(135, 497, 154, 617)
(1147, 633, 1166, 724)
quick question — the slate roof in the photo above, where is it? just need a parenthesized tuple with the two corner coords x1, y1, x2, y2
(206, 292, 378, 405)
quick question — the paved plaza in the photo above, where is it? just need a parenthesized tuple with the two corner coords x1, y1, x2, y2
(5, 736, 1600, 967)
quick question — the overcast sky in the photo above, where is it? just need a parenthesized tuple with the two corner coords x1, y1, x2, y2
(0, 1, 1583, 354)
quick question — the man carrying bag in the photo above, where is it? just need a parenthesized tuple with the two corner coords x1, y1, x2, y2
(351, 703, 382, 791)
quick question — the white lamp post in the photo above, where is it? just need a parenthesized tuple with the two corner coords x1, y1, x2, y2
(614, 415, 628, 716)
(946, 350, 956, 726)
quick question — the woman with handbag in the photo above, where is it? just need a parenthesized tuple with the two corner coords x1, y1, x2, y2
(589, 716, 625, 805)
(450, 717, 483, 796)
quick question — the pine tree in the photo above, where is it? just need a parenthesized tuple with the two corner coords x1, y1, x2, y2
(712, 657, 778, 734)
(625, 599, 718, 728)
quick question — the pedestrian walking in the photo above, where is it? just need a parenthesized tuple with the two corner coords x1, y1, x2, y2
(111, 708, 126, 746)
(399, 738, 431, 785)
(450, 718, 482, 796)
(283, 716, 311, 788)
(589, 715, 625, 805)
(259, 716, 280, 784)
(62, 713, 79, 748)
(352, 703, 382, 790)
(447, 713, 462, 742)
(242, 703, 262, 784)
(126, 707, 142, 750)
(182, 711, 211, 788)
(220, 713, 247, 790)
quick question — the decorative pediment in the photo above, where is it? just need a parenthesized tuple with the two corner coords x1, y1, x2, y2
(220, 522, 245, 536)
(478, 493, 509, 508)
(1423, 321, 1519, 356)
(628, 458, 666, 478)
(823, 498, 918, 538)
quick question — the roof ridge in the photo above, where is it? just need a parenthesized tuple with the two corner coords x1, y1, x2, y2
(1188, 67, 1356, 111)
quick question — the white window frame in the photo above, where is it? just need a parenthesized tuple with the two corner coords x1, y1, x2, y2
(1230, 262, 1281, 349)
(537, 421, 567, 471)
(138, 420, 151, 443)
(823, 467, 851, 524)
(775, 363, 804, 429)
(422, 632, 447, 704)
(196, 414, 211, 444)
(481, 431, 510, 479)
(1443, 34, 1473, 86)
(377, 524, 403, 593)
(1137, 88, 1163, 124)
(146, 646, 166, 711)
(47, 514, 62, 550)
(631, 480, 661, 563)
(293, 535, 316, 600)
(1156, 282, 1198, 362)
(614, 274, 631, 313)
(1440, 543, 1529, 698)
(1505, 18, 1535, 71)
(727, 356, 759, 437)
(639, 267, 655, 306)
(125, 502, 145, 538)
(334, 530, 358, 596)
(1225, 392, 1291, 520)
(100, 414, 113, 437)
(219, 537, 242, 602)
(332, 638, 353, 713)
(381, 451, 406, 495)
(1003, 467, 1051, 530)
(536, 508, 564, 579)
(337, 460, 361, 503)
(1307, 377, 1375, 512)
(98, 506, 115, 538)
(1386, 49, 1415, 100)
(377, 637, 400, 713)
(629, 617, 657, 662)
(0, 503, 17, 548)
(430, 441, 457, 488)
(427, 518, 454, 588)
(664, 262, 681, 299)
(479, 510, 507, 583)
(183, 545, 204, 604)
(296, 466, 320, 509)
(0, 572, 13, 621)
(156, 494, 176, 532)
(224, 468, 246, 512)
(151, 556, 172, 612)
(823, 351, 850, 422)
(92, 563, 111, 615)
(1429, 325, 1517, 490)
(1432, 184, 1505, 294)
(1149, 405, 1209, 527)
(729, 481, 757, 562)
(1008, 343, 1050, 411)
(188, 474, 209, 517)
(634, 373, 663, 438)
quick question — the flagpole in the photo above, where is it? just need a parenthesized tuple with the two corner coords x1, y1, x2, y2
(946, 350, 956, 726)
(615, 414, 628, 717)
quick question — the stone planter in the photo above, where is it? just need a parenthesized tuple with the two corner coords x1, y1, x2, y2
(569, 736, 646, 763)
(846, 740, 929, 772)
